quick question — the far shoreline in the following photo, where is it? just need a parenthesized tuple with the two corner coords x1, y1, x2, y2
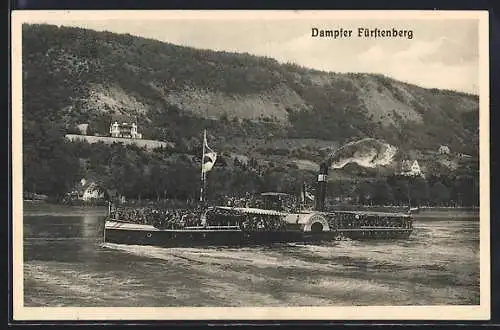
(22, 201, 479, 219)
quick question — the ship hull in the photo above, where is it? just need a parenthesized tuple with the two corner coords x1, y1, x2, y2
(103, 220, 412, 247)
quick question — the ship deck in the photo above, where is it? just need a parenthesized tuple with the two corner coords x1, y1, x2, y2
(105, 220, 242, 232)
(105, 220, 411, 233)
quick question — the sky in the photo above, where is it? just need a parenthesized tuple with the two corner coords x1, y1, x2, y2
(31, 16, 480, 94)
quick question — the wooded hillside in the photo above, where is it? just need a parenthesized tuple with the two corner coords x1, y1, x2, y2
(21, 24, 480, 206)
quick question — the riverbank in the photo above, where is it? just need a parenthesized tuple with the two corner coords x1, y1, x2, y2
(329, 205, 479, 219)
(23, 201, 479, 219)
(413, 207, 479, 219)
(23, 202, 107, 217)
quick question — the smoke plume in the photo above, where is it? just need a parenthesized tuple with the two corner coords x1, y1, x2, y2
(328, 138, 397, 169)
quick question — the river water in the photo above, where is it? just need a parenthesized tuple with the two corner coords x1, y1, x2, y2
(23, 204, 480, 307)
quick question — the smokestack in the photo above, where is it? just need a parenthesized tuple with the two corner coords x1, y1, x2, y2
(302, 182, 306, 203)
(315, 162, 328, 211)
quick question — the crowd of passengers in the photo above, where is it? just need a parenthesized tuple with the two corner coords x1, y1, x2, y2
(110, 206, 203, 229)
(206, 209, 288, 231)
(239, 215, 288, 231)
(328, 215, 412, 229)
(110, 205, 289, 231)
(223, 196, 302, 213)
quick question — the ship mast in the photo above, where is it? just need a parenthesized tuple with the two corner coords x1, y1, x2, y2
(200, 129, 207, 204)
(199, 130, 217, 205)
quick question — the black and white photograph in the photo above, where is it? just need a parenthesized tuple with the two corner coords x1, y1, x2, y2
(11, 10, 490, 320)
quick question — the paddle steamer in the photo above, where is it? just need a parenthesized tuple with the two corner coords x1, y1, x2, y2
(104, 163, 414, 247)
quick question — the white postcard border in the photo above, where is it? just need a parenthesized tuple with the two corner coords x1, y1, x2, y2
(11, 9, 491, 321)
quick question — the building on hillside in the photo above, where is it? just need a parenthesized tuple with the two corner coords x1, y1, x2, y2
(67, 179, 106, 202)
(438, 145, 451, 155)
(81, 182, 105, 201)
(109, 115, 142, 139)
(400, 160, 423, 177)
(77, 123, 88, 135)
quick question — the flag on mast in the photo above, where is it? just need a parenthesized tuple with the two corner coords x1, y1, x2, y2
(305, 190, 315, 201)
(304, 183, 315, 201)
(202, 130, 217, 173)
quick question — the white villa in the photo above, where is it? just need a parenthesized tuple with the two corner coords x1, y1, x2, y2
(67, 179, 106, 201)
(400, 160, 423, 177)
(438, 145, 451, 155)
(81, 182, 105, 201)
(109, 115, 142, 139)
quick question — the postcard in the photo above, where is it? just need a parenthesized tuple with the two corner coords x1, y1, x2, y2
(11, 10, 490, 321)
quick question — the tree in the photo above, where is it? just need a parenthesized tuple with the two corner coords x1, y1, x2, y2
(48, 141, 82, 196)
(410, 177, 429, 206)
(452, 175, 476, 206)
(354, 181, 373, 205)
(430, 181, 450, 206)
(387, 175, 410, 206)
(371, 180, 393, 205)
(23, 119, 82, 197)
(149, 162, 169, 201)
